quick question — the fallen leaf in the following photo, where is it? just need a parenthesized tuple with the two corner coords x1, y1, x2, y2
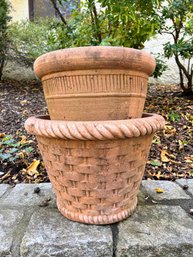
(17, 151, 25, 159)
(26, 159, 40, 176)
(22, 110, 29, 116)
(160, 150, 170, 162)
(184, 156, 193, 163)
(161, 149, 176, 163)
(178, 140, 184, 150)
(20, 135, 27, 144)
(163, 125, 176, 137)
(12, 174, 18, 180)
(20, 99, 28, 105)
(169, 159, 181, 164)
(152, 135, 161, 144)
(0, 171, 11, 181)
(187, 105, 193, 110)
(155, 187, 165, 193)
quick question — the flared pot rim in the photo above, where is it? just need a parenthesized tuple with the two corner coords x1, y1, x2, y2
(25, 113, 165, 141)
(34, 46, 156, 80)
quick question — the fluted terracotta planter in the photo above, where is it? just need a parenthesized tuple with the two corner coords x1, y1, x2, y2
(34, 46, 156, 121)
(25, 113, 165, 224)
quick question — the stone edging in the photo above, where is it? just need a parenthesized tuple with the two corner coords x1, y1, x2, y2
(0, 181, 193, 257)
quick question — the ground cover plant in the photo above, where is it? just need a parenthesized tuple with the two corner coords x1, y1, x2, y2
(0, 80, 193, 185)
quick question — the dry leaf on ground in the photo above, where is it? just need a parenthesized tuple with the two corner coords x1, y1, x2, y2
(26, 159, 40, 176)
(155, 187, 165, 193)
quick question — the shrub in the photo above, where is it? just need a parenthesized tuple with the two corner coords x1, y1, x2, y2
(153, 55, 167, 79)
(0, 0, 11, 80)
(8, 18, 67, 67)
(8, 0, 166, 78)
(52, 0, 163, 48)
(159, 0, 193, 95)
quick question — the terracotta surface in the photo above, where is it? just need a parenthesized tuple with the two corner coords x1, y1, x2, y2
(26, 46, 164, 224)
(34, 47, 156, 120)
(25, 114, 165, 224)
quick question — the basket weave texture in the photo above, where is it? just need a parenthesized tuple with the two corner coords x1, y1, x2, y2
(25, 114, 165, 224)
(37, 136, 152, 224)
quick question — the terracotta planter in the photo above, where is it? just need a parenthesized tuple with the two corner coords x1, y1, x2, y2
(26, 46, 164, 225)
(34, 46, 156, 121)
(25, 113, 165, 224)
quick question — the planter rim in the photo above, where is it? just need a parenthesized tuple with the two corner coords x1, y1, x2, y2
(34, 46, 156, 80)
(25, 113, 165, 141)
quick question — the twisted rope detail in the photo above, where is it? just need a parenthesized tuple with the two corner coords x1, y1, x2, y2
(25, 113, 165, 141)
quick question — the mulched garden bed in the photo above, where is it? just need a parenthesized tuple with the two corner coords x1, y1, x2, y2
(0, 80, 193, 185)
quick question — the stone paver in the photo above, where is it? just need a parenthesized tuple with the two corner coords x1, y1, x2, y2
(137, 191, 146, 205)
(176, 179, 193, 196)
(20, 208, 113, 257)
(0, 182, 192, 257)
(1, 183, 56, 207)
(0, 209, 24, 257)
(141, 180, 191, 200)
(116, 205, 193, 257)
(0, 184, 10, 198)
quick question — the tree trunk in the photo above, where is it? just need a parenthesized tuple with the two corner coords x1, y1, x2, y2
(0, 58, 5, 81)
(180, 79, 193, 96)
(176, 56, 193, 96)
(185, 78, 193, 95)
(49, 0, 68, 26)
(88, 0, 102, 44)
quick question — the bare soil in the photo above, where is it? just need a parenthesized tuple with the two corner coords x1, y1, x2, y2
(0, 80, 193, 184)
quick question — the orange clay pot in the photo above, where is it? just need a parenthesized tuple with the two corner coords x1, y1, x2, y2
(34, 46, 156, 121)
(25, 113, 165, 224)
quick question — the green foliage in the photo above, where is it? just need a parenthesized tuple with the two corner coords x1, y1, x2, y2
(8, 0, 164, 70)
(54, 0, 162, 48)
(149, 159, 162, 167)
(0, 0, 11, 80)
(159, 0, 193, 95)
(97, 0, 162, 48)
(0, 135, 33, 163)
(153, 55, 167, 78)
(167, 111, 181, 122)
(8, 18, 67, 67)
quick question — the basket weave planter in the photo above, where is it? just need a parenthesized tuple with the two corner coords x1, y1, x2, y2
(34, 46, 156, 121)
(25, 113, 165, 224)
